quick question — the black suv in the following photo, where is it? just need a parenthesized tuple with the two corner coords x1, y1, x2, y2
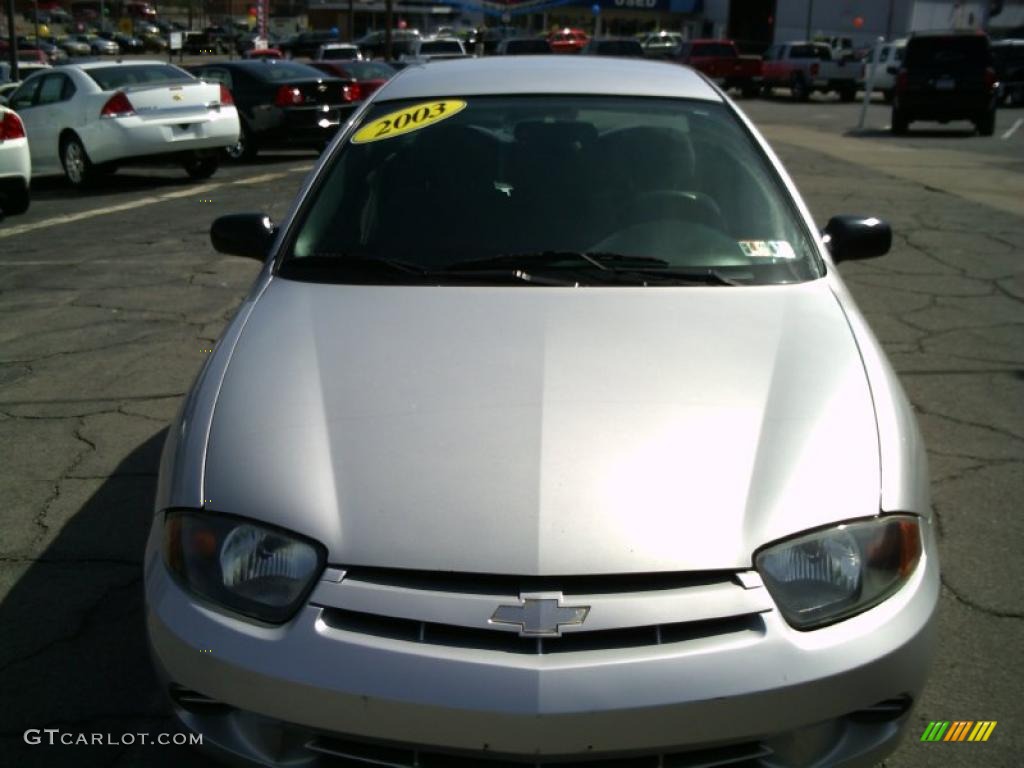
(891, 31, 998, 136)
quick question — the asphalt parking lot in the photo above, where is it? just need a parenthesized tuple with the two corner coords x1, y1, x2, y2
(0, 87, 1022, 767)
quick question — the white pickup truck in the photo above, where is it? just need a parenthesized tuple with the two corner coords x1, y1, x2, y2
(398, 37, 470, 65)
(761, 41, 862, 101)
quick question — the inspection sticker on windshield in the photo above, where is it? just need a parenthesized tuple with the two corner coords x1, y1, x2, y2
(351, 100, 468, 144)
(738, 240, 797, 259)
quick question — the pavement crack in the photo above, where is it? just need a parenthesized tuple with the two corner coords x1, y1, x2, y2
(941, 578, 1024, 620)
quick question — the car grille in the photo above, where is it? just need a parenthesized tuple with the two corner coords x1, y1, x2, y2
(305, 734, 773, 768)
(320, 607, 763, 654)
(310, 566, 772, 654)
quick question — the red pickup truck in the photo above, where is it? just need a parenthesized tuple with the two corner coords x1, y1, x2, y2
(674, 39, 763, 98)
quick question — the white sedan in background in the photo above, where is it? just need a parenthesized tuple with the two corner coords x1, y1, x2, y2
(0, 104, 30, 217)
(6, 61, 240, 188)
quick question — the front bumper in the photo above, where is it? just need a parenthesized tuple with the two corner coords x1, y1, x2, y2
(145, 518, 939, 767)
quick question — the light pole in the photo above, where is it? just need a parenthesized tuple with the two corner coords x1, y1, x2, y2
(804, 0, 814, 40)
(5, 0, 18, 81)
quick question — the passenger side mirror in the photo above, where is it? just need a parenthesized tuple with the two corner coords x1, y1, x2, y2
(822, 216, 892, 263)
(210, 213, 277, 261)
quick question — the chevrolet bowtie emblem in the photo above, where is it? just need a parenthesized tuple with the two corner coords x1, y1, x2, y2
(173, 93, 182, 101)
(490, 593, 590, 637)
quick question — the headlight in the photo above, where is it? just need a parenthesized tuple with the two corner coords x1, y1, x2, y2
(755, 515, 922, 630)
(163, 510, 326, 624)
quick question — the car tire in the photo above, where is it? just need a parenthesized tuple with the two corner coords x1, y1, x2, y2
(975, 108, 996, 137)
(60, 134, 96, 188)
(891, 106, 910, 135)
(882, 89, 894, 104)
(839, 85, 856, 102)
(224, 122, 258, 162)
(183, 153, 219, 180)
(790, 74, 810, 102)
(741, 84, 759, 99)
(1, 184, 30, 216)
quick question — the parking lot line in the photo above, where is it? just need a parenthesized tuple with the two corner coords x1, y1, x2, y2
(0, 170, 298, 241)
(1002, 118, 1022, 140)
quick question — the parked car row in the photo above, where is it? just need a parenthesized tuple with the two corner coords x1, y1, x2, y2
(0, 57, 400, 220)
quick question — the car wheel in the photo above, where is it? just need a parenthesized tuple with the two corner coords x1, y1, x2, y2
(891, 106, 910, 135)
(183, 153, 219, 180)
(60, 134, 96, 188)
(741, 84, 759, 99)
(839, 85, 856, 102)
(224, 122, 258, 162)
(975, 108, 996, 137)
(790, 74, 810, 102)
(0, 184, 30, 216)
(881, 89, 894, 104)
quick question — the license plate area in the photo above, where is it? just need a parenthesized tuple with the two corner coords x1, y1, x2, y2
(935, 77, 956, 90)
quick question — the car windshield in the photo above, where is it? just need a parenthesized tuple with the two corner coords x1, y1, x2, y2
(284, 96, 822, 286)
(86, 64, 193, 90)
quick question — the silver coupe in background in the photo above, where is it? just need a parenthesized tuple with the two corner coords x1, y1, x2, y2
(145, 56, 938, 768)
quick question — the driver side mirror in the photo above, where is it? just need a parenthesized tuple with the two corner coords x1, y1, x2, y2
(822, 215, 892, 263)
(210, 213, 277, 261)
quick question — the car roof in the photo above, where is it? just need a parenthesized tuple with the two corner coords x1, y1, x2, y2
(376, 56, 721, 103)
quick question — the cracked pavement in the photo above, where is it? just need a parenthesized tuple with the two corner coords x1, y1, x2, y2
(1, 109, 1022, 767)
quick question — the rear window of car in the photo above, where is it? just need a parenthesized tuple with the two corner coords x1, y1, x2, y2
(906, 36, 990, 69)
(344, 61, 395, 79)
(692, 43, 736, 57)
(85, 64, 193, 90)
(322, 46, 358, 60)
(285, 95, 822, 286)
(992, 43, 1024, 65)
(248, 61, 331, 81)
(420, 40, 462, 54)
(789, 44, 829, 59)
(595, 41, 643, 56)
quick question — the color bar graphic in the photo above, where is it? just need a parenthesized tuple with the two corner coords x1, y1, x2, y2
(921, 720, 996, 742)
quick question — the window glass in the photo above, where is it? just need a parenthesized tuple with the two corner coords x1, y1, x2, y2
(86, 64, 193, 90)
(285, 96, 822, 286)
(36, 74, 66, 105)
(199, 67, 233, 89)
(9, 76, 42, 109)
(247, 61, 326, 81)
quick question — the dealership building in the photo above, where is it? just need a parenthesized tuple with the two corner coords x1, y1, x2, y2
(296, 0, 1024, 49)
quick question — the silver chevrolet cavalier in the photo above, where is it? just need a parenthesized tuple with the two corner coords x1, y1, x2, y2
(145, 56, 938, 767)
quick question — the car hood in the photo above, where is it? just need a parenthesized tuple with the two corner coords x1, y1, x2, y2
(204, 279, 880, 574)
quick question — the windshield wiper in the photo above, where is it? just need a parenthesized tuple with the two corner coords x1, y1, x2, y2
(288, 254, 580, 286)
(607, 267, 748, 286)
(447, 251, 671, 272)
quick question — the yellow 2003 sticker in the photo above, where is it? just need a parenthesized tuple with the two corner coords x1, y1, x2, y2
(351, 100, 468, 144)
